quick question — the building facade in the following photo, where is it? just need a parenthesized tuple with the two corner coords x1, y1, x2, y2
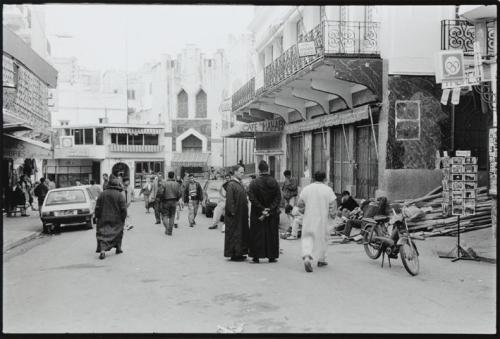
(228, 5, 496, 201)
(2, 23, 57, 209)
(48, 124, 165, 194)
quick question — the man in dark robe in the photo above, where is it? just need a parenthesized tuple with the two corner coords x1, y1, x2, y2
(247, 160, 282, 263)
(224, 165, 250, 261)
(95, 177, 127, 260)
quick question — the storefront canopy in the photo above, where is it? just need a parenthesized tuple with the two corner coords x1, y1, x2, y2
(171, 152, 210, 167)
(3, 133, 52, 159)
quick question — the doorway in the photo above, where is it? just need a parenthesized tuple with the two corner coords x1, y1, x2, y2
(112, 162, 130, 179)
(355, 125, 378, 198)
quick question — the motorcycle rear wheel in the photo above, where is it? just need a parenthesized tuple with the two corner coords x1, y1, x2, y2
(363, 225, 382, 259)
(400, 238, 419, 276)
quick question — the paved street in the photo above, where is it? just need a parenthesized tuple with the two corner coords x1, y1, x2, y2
(3, 201, 496, 334)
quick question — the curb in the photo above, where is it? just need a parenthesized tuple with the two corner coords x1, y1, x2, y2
(3, 232, 42, 253)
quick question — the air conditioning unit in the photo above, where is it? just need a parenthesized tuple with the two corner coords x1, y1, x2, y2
(60, 136, 74, 148)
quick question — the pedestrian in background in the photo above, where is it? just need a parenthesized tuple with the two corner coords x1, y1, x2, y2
(122, 177, 134, 230)
(282, 169, 298, 233)
(183, 174, 203, 227)
(140, 177, 153, 213)
(297, 171, 337, 273)
(224, 165, 250, 261)
(102, 173, 109, 190)
(89, 179, 103, 199)
(247, 160, 282, 264)
(151, 174, 161, 224)
(95, 177, 127, 260)
(209, 173, 231, 231)
(156, 171, 182, 236)
(34, 177, 49, 217)
(175, 175, 184, 227)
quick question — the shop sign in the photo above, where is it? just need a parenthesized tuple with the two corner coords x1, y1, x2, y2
(3, 136, 52, 159)
(298, 41, 317, 57)
(241, 118, 285, 133)
(435, 50, 465, 84)
(441, 68, 480, 89)
(285, 105, 369, 134)
(54, 145, 106, 159)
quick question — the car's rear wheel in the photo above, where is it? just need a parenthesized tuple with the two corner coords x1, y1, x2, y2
(42, 222, 49, 234)
(85, 220, 93, 230)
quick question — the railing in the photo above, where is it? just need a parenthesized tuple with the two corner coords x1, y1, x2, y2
(441, 20, 496, 56)
(108, 144, 164, 153)
(231, 20, 380, 111)
(231, 78, 255, 112)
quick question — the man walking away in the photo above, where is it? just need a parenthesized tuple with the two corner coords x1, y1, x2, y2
(297, 171, 337, 273)
(247, 160, 282, 263)
(156, 171, 182, 236)
(209, 174, 231, 231)
(140, 177, 153, 213)
(183, 174, 203, 227)
(34, 177, 49, 217)
(282, 169, 298, 233)
(151, 175, 161, 224)
(224, 165, 250, 261)
(95, 177, 127, 260)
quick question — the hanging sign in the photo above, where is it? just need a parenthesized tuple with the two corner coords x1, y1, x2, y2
(441, 68, 480, 89)
(435, 50, 466, 84)
(451, 87, 461, 105)
(298, 41, 317, 57)
(441, 88, 451, 105)
(489, 127, 497, 196)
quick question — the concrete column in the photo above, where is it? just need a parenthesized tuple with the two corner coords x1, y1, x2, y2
(376, 59, 390, 198)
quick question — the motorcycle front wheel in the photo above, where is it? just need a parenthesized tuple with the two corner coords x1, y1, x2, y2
(363, 225, 382, 259)
(400, 238, 419, 276)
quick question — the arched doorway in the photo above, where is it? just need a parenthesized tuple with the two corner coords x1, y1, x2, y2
(112, 162, 130, 180)
(182, 134, 203, 153)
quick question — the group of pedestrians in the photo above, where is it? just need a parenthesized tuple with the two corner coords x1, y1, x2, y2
(4, 175, 56, 217)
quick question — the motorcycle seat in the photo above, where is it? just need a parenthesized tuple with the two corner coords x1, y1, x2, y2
(374, 215, 390, 222)
(362, 217, 376, 224)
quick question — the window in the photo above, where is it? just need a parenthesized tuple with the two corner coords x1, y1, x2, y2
(84, 129, 94, 145)
(208, 60, 212, 67)
(128, 134, 143, 145)
(60, 120, 69, 126)
(113, 133, 127, 145)
(127, 90, 135, 100)
(196, 90, 207, 118)
(177, 89, 188, 118)
(134, 161, 164, 188)
(74, 129, 84, 145)
(296, 19, 304, 42)
(96, 129, 103, 145)
(170, 60, 175, 68)
(395, 100, 421, 141)
(144, 134, 159, 145)
(149, 83, 152, 95)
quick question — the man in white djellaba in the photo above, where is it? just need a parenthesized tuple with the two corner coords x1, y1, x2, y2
(297, 171, 337, 273)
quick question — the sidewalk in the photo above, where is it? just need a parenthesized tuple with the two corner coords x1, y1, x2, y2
(3, 211, 43, 252)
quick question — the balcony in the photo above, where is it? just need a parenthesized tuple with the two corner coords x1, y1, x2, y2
(441, 19, 496, 57)
(108, 144, 164, 153)
(231, 20, 380, 112)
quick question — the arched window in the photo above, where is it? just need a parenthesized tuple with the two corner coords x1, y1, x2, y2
(195, 89, 207, 118)
(177, 89, 188, 118)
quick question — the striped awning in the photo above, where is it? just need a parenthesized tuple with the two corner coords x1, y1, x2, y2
(171, 152, 210, 167)
(106, 128, 162, 135)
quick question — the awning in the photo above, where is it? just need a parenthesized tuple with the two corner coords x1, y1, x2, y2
(107, 128, 162, 134)
(3, 133, 52, 159)
(171, 152, 210, 167)
(284, 105, 371, 134)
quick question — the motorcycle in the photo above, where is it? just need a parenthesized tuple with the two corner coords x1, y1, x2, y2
(360, 207, 420, 276)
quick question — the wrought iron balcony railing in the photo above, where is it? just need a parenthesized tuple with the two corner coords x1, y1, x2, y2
(441, 20, 496, 56)
(231, 20, 380, 112)
(108, 144, 164, 153)
(231, 77, 255, 112)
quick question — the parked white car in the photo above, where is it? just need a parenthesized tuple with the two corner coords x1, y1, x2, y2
(40, 186, 97, 233)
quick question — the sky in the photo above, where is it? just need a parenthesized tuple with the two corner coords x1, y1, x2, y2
(42, 4, 254, 71)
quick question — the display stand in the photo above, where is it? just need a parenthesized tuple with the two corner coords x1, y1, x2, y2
(438, 216, 478, 261)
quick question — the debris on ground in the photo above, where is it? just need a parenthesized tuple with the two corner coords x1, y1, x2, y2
(217, 323, 245, 333)
(392, 186, 492, 238)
